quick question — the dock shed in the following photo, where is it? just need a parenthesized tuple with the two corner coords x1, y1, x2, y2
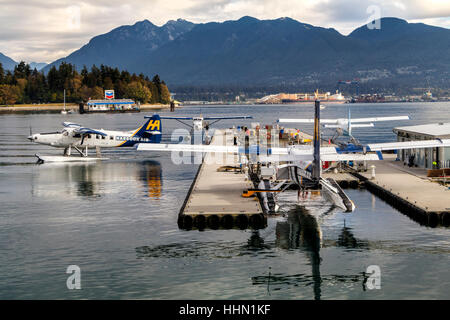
(393, 122, 450, 169)
(85, 99, 139, 112)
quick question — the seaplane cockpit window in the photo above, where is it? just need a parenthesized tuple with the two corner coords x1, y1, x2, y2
(62, 129, 69, 136)
(88, 134, 91, 139)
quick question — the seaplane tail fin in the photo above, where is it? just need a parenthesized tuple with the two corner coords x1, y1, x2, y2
(135, 114, 162, 143)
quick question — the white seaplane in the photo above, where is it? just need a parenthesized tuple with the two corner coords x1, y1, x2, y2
(156, 114, 252, 144)
(27, 115, 162, 163)
(278, 108, 409, 145)
(136, 102, 450, 212)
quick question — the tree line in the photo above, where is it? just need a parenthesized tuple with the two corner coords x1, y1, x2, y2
(0, 61, 171, 106)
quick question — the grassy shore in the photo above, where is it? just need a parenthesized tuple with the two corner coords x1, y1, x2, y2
(0, 103, 173, 113)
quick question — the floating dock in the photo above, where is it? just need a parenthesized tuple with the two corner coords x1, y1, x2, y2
(178, 129, 266, 231)
(352, 154, 450, 227)
(322, 171, 360, 188)
(179, 125, 450, 229)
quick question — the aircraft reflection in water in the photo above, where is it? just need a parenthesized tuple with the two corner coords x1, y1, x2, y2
(251, 204, 369, 299)
(274, 206, 324, 300)
(135, 201, 370, 299)
(31, 160, 162, 199)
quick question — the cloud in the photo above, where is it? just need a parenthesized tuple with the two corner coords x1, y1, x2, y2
(0, 0, 448, 63)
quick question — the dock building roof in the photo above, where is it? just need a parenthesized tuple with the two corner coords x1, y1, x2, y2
(394, 123, 450, 139)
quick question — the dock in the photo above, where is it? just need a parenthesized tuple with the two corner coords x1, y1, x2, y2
(178, 129, 266, 231)
(322, 171, 360, 188)
(179, 124, 450, 229)
(352, 154, 450, 227)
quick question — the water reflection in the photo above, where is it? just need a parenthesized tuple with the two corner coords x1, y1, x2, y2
(336, 223, 369, 249)
(274, 206, 322, 299)
(135, 205, 369, 299)
(140, 161, 162, 199)
(135, 239, 274, 260)
(253, 206, 367, 299)
(31, 160, 162, 199)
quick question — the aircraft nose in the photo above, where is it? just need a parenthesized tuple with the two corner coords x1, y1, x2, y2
(27, 135, 35, 141)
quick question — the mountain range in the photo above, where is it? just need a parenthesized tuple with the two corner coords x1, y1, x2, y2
(0, 53, 47, 71)
(25, 17, 450, 90)
(0, 52, 18, 71)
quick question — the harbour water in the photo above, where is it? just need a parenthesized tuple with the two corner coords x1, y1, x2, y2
(0, 102, 449, 299)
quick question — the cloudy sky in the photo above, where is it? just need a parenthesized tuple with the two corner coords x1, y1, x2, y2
(0, 0, 449, 63)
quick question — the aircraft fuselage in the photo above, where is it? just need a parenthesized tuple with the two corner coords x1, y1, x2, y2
(28, 128, 159, 149)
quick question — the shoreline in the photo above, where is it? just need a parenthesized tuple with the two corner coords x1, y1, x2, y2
(0, 103, 173, 113)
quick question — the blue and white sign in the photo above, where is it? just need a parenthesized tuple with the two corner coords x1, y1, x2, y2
(105, 90, 115, 100)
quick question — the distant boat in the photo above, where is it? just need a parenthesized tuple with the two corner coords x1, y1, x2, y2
(61, 89, 69, 114)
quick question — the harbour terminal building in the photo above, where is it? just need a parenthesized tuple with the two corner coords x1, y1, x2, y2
(393, 123, 450, 169)
(83, 99, 140, 113)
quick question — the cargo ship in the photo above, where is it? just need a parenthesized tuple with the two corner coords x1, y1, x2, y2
(281, 91, 346, 104)
(258, 90, 346, 104)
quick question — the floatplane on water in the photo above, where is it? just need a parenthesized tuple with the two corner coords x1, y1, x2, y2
(27, 115, 162, 163)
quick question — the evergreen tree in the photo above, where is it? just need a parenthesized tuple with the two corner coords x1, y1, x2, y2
(81, 66, 89, 86)
(0, 63, 4, 84)
(0, 62, 171, 105)
(14, 61, 31, 79)
(152, 74, 162, 102)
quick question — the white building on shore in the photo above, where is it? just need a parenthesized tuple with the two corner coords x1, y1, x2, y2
(393, 123, 450, 169)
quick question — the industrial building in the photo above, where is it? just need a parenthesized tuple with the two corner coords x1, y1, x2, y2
(393, 123, 450, 169)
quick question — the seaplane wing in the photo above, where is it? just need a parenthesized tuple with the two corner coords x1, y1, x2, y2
(136, 143, 239, 153)
(62, 122, 81, 128)
(137, 138, 450, 159)
(202, 116, 253, 120)
(259, 153, 381, 163)
(153, 116, 195, 120)
(349, 116, 410, 123)
(153, 115, 252, 121)
(365, 139, 450, 151)
(73, 127, 107, 136)
(278, 118, 337, 124)
(136, 143, 379, 161)
(278, 115, 409, 124)
(324, 123, 374, 128)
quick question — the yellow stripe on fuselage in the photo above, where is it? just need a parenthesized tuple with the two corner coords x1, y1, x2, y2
(117, 126, 142, 147)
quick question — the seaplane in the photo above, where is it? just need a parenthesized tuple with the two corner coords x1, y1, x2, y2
(153, 114, 252, 144)
(27, 114, 162, 163)
(135, 101, 450, 213)
(278, 108, 409, 146)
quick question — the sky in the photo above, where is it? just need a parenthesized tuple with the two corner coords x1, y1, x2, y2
(0, 0, 449, 63)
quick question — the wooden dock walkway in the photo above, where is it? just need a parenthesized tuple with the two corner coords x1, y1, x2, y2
(322, 171, 360, 188)
(353, 155, 450, 226)
(178, 129, 265, 230)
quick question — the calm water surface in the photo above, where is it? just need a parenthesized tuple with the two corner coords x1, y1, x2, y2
(0, 102, 449, 299)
